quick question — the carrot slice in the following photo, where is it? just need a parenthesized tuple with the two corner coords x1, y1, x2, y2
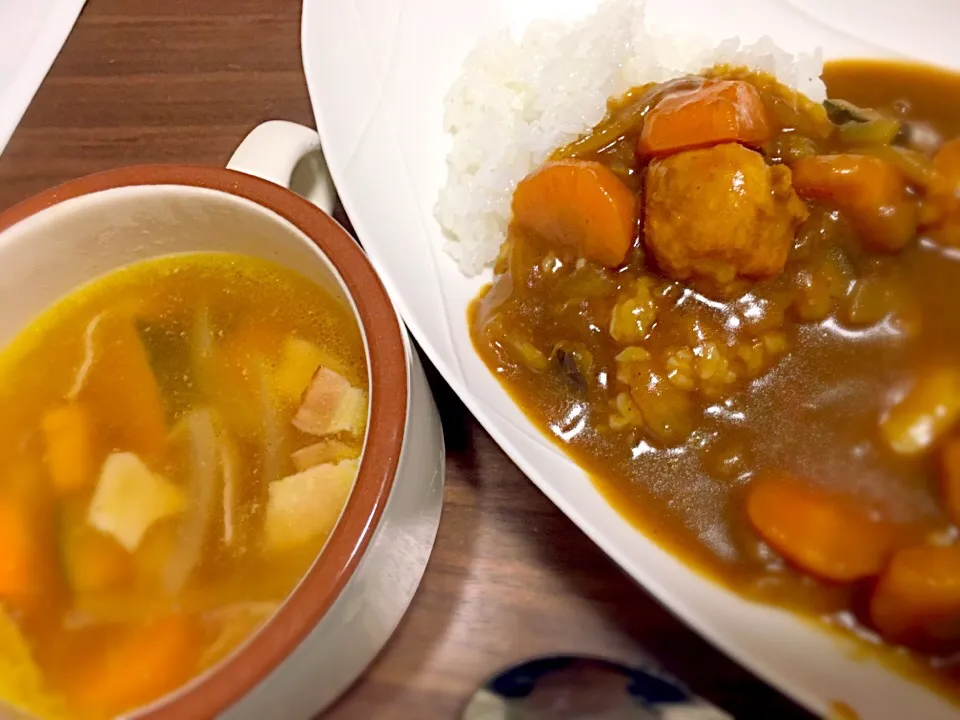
(790, 154, 917, 252)
(0, 492, 51, 604)
(746, 477, 896, 582)
(61, 504, 134, 594)
(870, 545, 960, 648)
(637, 80, 772, 157)
(63, 614, 200, 717)
(41, 402, 100, 496)
(78, 312, 167, 459)
(67, 530, 133, 595)
(511, 159, 637, 267)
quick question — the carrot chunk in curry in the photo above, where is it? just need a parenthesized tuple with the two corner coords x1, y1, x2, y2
(790, 154, 917, 252)
(511, 159, 638, 267)
(746, 477, 898, 582)
(926, 138, 960, 246)
(870, 546, 960, 650)
(637, 80, 773, 157)
(470, 59, 960, 698)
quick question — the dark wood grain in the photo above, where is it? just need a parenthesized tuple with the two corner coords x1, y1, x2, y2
(0, 2, 812, 719)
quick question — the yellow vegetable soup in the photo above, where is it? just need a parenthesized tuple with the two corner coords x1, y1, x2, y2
(0, 253, 368, 719)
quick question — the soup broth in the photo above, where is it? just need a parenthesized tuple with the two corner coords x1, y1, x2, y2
(0, 252, 367, 719)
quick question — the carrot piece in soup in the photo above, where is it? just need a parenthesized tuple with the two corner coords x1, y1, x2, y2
(61, 505, 133, 594)
(746, 477, 896, 582)
(637, 80, 772, 157)
(63, 614, 200, 717)
(0, 493, 51, 604)
(65, 532, 134, 595)
(41, 402, 99, 496)
(870, 545, 960, 648)
(511, 159, 637, 267)
(78, 312, 167, 459)
(941, 435, 960, 525)
(790, 154, 917, 252)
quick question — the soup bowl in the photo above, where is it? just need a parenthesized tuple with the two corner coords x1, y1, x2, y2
(0, 125, 445, 719)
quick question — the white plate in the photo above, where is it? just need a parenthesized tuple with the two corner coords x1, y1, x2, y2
(0, 0, 87, 156)
(301, 1, 960, 717)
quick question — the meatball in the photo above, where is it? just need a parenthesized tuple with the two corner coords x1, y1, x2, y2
(643, 143, 807, 296)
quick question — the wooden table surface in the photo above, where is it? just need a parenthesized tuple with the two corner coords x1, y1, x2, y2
(0, 2, 813, 718)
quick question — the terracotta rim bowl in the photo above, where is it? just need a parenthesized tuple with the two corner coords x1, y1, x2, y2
(0, 165, 409, 719)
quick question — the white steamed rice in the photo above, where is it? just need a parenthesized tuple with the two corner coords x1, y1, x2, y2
(435, 0, 825, 276)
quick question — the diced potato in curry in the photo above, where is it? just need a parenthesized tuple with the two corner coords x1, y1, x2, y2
(880, 366, 960, 456)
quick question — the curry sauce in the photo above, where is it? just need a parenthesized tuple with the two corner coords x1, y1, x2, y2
(470, 60, 960, 696)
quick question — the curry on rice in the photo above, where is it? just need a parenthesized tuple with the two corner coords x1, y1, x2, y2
(470, 59, 960, 692)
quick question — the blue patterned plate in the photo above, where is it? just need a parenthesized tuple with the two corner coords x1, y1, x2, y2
(462, 655, 734, 719)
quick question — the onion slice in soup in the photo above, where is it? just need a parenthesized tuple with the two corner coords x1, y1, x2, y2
(163, 409, 218, 596)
